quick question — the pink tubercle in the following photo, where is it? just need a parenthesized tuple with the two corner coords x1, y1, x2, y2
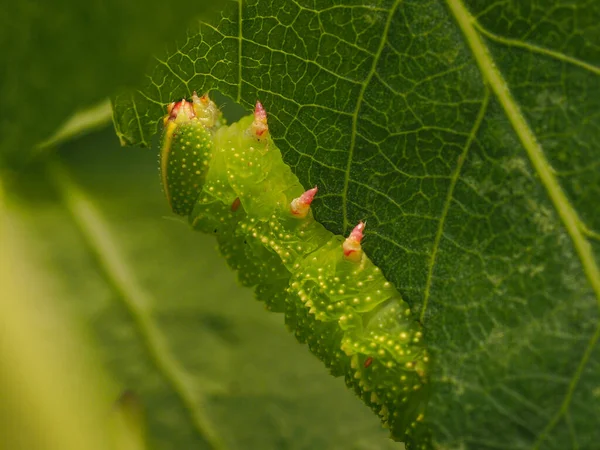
(290, 186, 318, 218)
(343, 221, 365, 261)
(252, 100, 269, 139)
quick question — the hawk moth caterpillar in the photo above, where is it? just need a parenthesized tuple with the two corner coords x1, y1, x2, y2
(159, 93, 430, 447)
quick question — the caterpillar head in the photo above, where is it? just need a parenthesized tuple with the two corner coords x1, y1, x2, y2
(191, 91, 223, 128)
(160, 95, 217, 216)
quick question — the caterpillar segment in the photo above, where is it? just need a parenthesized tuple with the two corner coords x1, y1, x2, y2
(159, 95, 430, 448)
(160, 95, 223, 216)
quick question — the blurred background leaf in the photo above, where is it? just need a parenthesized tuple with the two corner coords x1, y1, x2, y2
(0, 0, 219, 164)
(1, 184, 118, 450)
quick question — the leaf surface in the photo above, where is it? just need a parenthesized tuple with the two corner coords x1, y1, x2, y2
(112, 0, 600, 448)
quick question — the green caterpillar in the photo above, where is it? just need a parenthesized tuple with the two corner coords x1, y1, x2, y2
(159, 93, 430, 447)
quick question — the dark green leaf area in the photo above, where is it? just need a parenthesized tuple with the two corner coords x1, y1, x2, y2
(113, 0, 600, 448)
(0, 0, 218, 164)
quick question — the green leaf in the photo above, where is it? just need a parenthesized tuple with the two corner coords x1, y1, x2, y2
(4, 128, 401, 449)
(113, 0, 600, 448)
(0, 0, 219, 165)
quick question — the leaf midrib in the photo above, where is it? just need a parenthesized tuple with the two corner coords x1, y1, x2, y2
(445, 0, 600, 446)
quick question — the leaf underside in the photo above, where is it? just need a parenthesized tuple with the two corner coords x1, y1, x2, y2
(113, 0, 600, 448)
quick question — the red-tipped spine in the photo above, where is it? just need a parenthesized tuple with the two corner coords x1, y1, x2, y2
(343, 221, 365, 262)
(252, 100, 269, 140)
(290, 186, 318, 218)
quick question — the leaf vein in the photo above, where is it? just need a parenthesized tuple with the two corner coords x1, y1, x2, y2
(473, 23, 600, 76)
(419, 88, 490, 323)
(48, 164, 227, 450)
(342, 0, 402, 233)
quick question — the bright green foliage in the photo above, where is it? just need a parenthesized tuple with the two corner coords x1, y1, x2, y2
(113, 0, 600, 448)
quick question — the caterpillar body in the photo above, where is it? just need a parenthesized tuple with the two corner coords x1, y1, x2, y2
(160, 93, 430, 447)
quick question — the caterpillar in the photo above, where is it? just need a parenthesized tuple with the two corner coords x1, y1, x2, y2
(159, 93, 430, 447)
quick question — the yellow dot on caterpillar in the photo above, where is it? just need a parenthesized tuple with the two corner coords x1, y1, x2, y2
(383, 282, 390, 288)
(357, 281, 364, 287)
(400, 332, 407, 339)
(352, 298, 359, 304)
(377, 349, 385, 356)
(386, 361, 394, 368)
(405, 362, 414, 368)
(400, 375, 407, 381)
